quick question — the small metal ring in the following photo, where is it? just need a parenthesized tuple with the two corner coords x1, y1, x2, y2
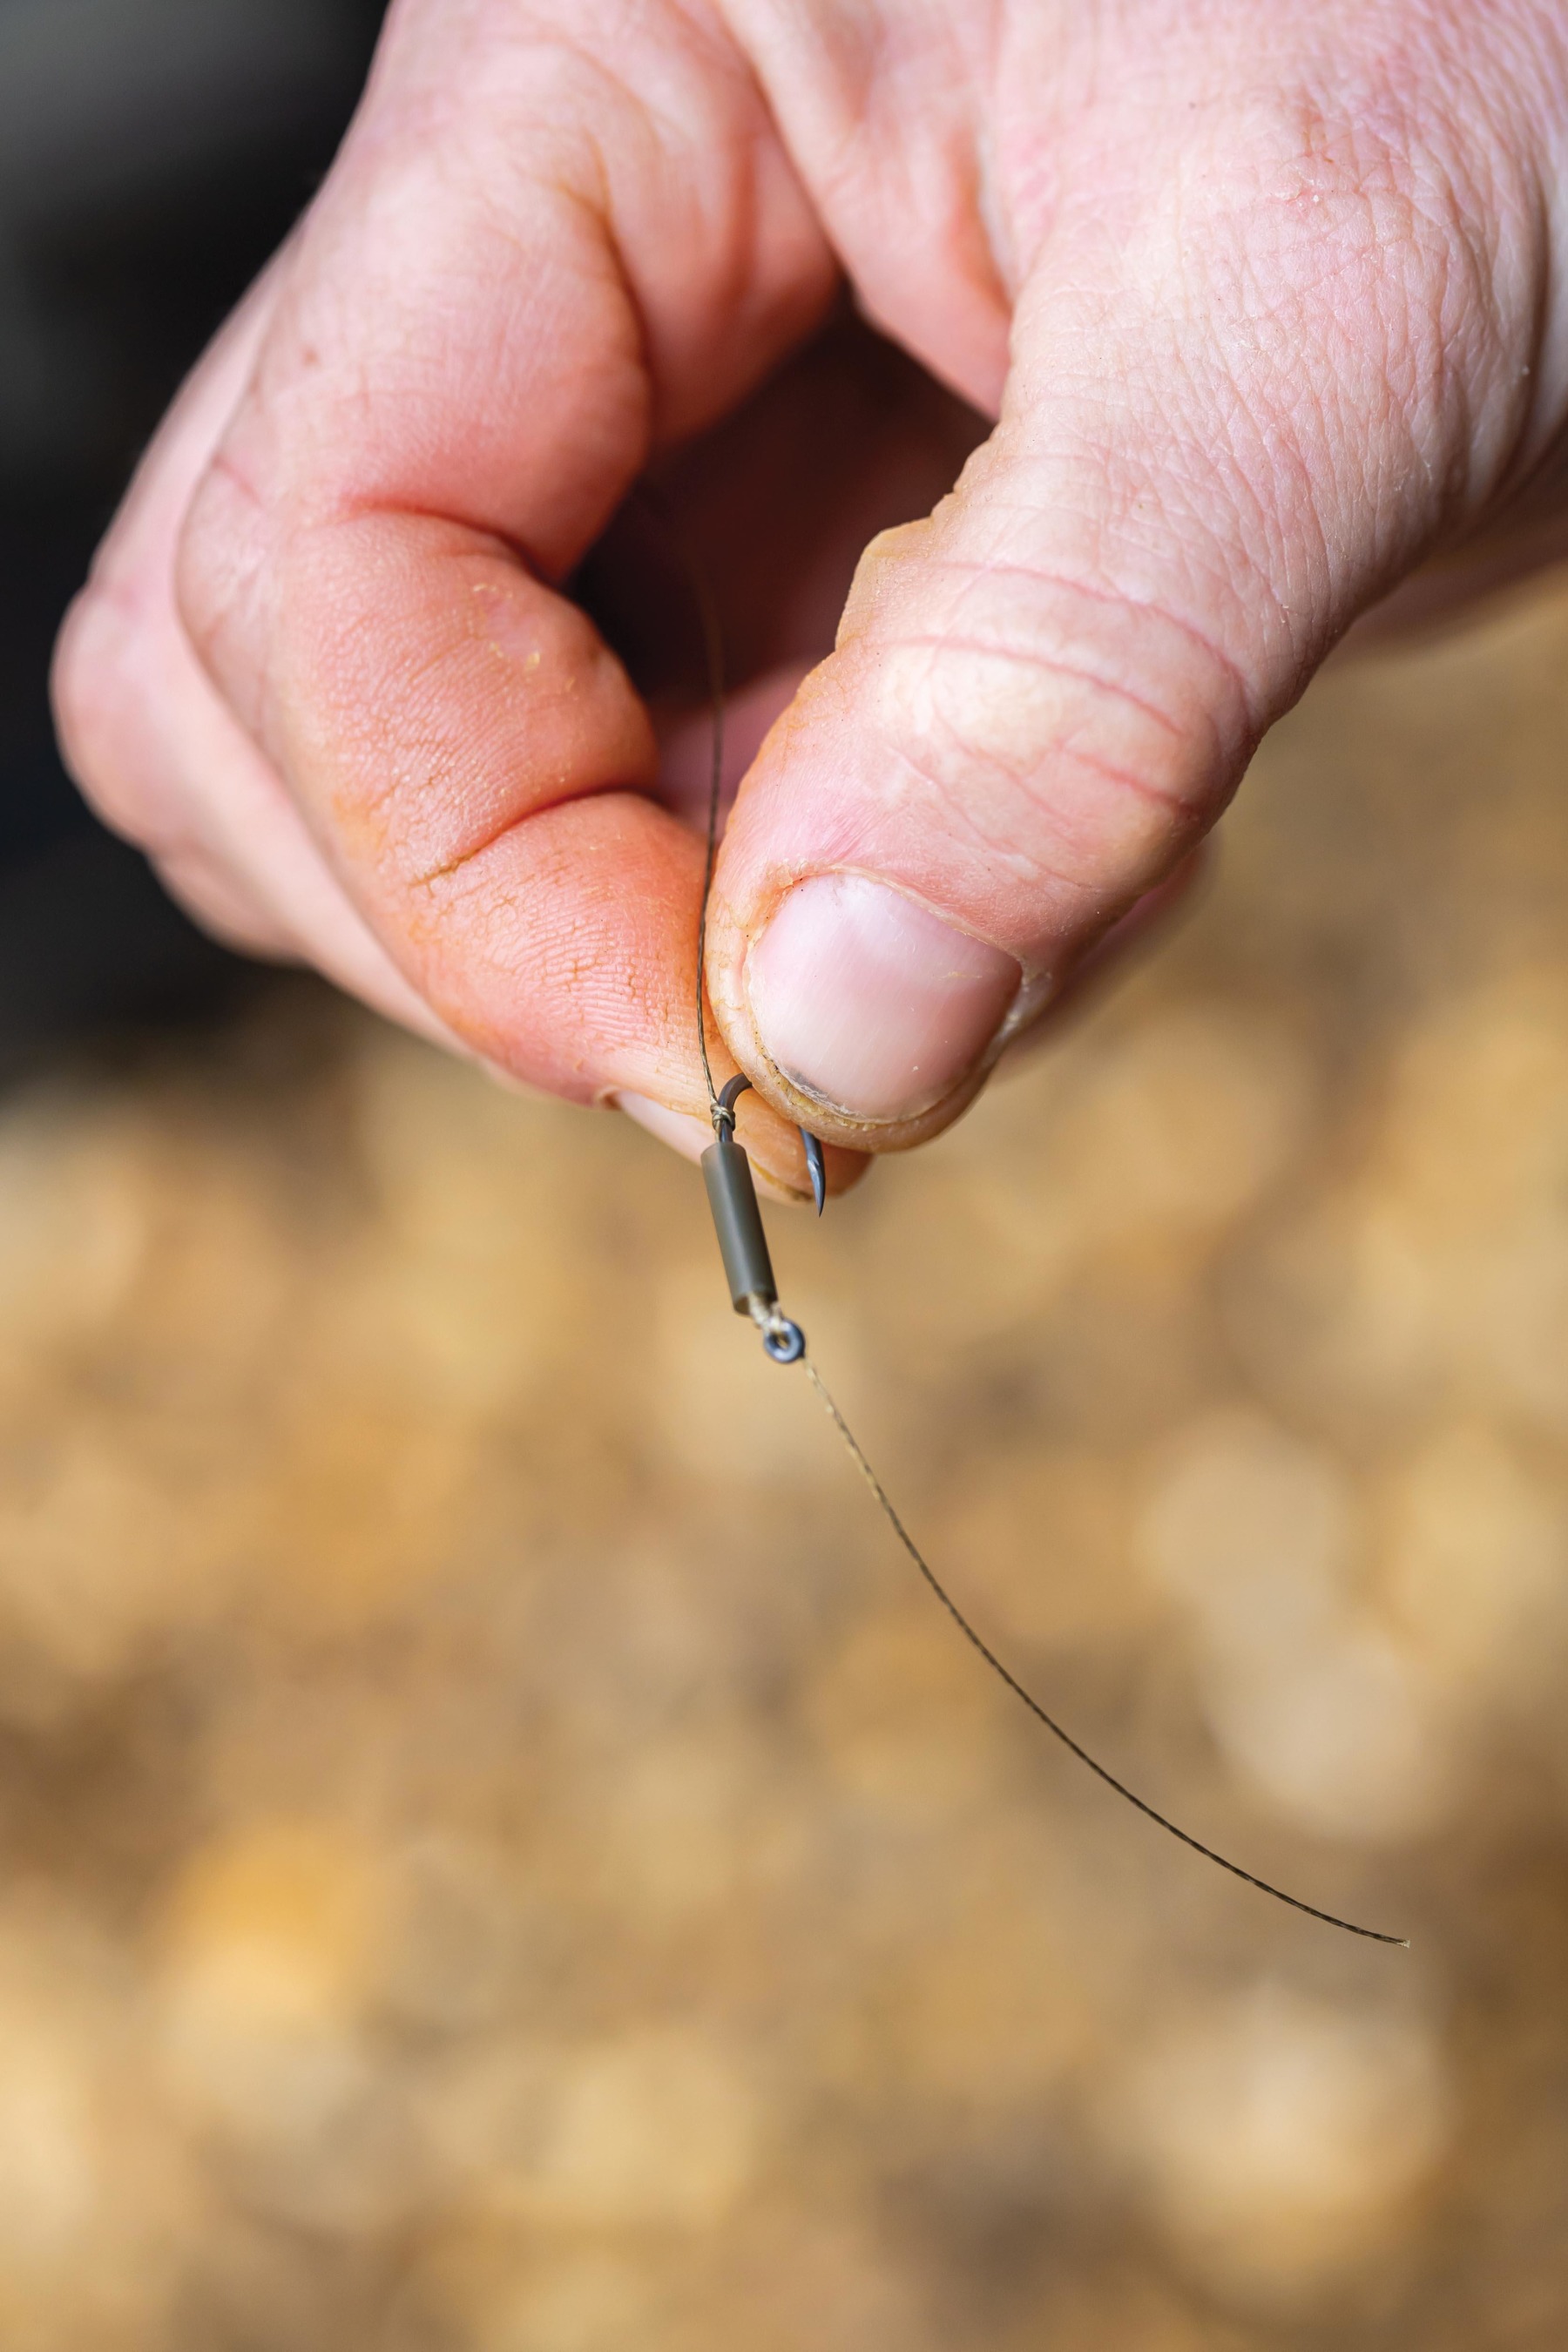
(761, 1318, 806, 1365)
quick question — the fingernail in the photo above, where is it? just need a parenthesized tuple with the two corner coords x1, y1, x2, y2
(747, 875, 1018, 1123)
(612, 1092, 713, 1165)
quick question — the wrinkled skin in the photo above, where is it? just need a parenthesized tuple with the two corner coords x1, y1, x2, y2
(52, 0, 1568, 1200)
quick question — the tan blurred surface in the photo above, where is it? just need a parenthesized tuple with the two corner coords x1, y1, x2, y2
(7, 584, 1568, 2348)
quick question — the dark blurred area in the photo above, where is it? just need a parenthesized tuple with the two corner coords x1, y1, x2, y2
(0, 0, 385, 1077)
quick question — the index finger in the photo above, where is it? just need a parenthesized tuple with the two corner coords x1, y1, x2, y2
(176, 1, 848, 1191)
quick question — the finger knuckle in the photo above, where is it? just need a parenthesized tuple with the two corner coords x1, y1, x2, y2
(173, 454, 265, 718)
(862, 566, 1245, 888)
(51, 585, 155, 835)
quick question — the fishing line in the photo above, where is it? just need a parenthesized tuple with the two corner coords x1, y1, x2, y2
(666, 502, 1406, 1949)
(803, 1360, 1406, 1943)
(632, 481, 729, 1125)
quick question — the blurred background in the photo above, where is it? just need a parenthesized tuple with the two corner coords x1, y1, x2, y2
(4, 3, 1568, 2349)
(0, 0, 383, 1076)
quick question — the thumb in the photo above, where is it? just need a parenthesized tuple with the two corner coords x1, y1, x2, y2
(706, 183, 1516, 1150)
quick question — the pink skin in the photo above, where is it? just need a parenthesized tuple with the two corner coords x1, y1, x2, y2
(52, 0, 1568, 1185)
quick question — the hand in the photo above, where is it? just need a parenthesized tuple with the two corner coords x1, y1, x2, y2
(53, 0, 1568, 1195)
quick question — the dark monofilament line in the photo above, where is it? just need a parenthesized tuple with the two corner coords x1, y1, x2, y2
(638, 481, 727, 1119)
(666, 493, 1405, 1948)
(692, 567, 726, 1119)
(804, 1361, 1408, 1947)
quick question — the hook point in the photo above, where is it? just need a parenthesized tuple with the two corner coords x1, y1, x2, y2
(801, 1128, 826, 1215)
